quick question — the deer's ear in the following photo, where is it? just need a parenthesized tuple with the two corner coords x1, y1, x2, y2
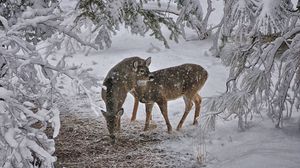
(145, 57, 151, 67)
(101, 110, 108, 118)
(133, 61, 139, 71)
(117, 108, 124, 116)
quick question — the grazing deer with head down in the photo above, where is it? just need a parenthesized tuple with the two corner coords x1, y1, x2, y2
(101, 57, 152, 140)
(133, 64, 208, 133)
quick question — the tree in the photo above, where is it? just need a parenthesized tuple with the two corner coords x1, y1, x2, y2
(210, 0, 292, 57)
(205, 0, 300, 130)
(76, 0, 213, 49)
(0, 0, 102, 167)
(176, 0, 212, 40)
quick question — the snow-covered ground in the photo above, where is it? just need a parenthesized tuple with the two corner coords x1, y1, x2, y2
(53, 0, 300, 167)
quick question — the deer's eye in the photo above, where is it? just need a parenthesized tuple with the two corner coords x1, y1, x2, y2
(140, 69, 145, 73)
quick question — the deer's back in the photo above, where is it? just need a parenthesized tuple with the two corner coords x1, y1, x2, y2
(104, 57, 143, 87)
(102, 56, 149, 94)
(138, 64, 208, 102)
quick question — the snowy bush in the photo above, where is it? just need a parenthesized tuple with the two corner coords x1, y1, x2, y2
(176, 0, 214, 40)
(206, 0, 300, 130)
(0, 0, 102, 167)
(76, 0, 214, 48)
(76, 0, 178, 49)
(0, 0, 61, 45)
(205, 26, 300, 130)
(0, 89, 58, 167)
(210, 0, 293, 57)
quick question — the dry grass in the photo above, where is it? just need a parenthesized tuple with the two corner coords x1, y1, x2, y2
(53, 113, 194, 168)
(52, 94, 200, 168)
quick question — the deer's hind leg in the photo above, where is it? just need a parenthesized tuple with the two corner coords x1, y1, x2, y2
(158, 100, 172, 133)
(193, 94, 202, 125)
(176, 96, 193, 131)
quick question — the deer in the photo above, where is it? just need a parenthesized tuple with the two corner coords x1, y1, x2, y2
(133, 64, 208, 133)
(101, 57, 152, 141)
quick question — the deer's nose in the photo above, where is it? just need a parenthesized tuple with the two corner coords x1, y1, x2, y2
(110, 134, 116, 140)
(149, 74, 154, 81)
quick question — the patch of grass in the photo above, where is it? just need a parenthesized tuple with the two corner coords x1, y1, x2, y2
(54, 114, 191, 168)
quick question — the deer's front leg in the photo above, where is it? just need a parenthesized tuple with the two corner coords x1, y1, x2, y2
(158, 100, 172, 133)
(116, 116, 121, 132)
(131, 95, 139, 122)
(144, 103, 154, 131)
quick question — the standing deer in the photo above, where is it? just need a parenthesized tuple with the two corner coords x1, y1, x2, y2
(133, 64, 208, 133)
(101, 57, 152, 140)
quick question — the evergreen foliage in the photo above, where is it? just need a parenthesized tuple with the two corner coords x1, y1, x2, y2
(206, 0, 300, 130)
(0, 0, 101, 167)
(76, 0, 211, 48)
(76, 0, 180, 48)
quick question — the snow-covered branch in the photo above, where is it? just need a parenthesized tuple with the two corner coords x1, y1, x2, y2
(0, 1, 104, 167)
(206, 25, 300, 130)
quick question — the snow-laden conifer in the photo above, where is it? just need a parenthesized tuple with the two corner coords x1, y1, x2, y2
(76, 0, 213, 48)
(205, 2, 300, 130)
(210, 0, 293, 57)
(0, 0, 103, 167)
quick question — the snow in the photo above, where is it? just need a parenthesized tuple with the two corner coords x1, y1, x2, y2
(23, 101, 36, 108)
(26, 138, 57, 163)
(4, 128, 20, 148)
(137, 80, 148, 86)
(0, 87, 13, 100)
(50, 107, 61, 138)
(254, 0, 288, 35)
(206, 118, 300, 168)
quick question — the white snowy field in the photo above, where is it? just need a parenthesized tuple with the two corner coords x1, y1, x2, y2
(51, 0, 300, 167)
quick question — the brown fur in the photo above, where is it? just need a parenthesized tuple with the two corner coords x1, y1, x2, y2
(101, 57, 151, 139)
(133, 64, 208, 133)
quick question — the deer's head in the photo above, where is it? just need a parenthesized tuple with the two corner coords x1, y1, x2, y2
(101, 108, 123, 141)
(133, 57, 153, 82)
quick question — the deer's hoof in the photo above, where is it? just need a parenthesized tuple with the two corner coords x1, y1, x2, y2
(130, 120, 137, 124)
(110, 135, 116, 144)
(149, 122, 157, 130)
(193, 120, 199, 126)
